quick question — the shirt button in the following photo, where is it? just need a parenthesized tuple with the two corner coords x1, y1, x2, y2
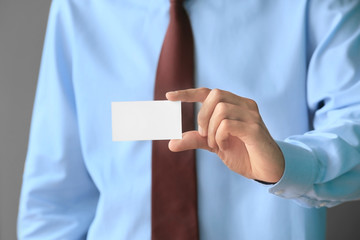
(274, 189, 284, 195)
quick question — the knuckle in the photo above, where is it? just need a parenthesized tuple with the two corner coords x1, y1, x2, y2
(184, 89, 192, 97)
(215, 129, 225, 141)
(210, 88, 223, 101)
(176, 90, 188, 98)
(199, 87, 211, 95)
(215, 102, 228, 117)
(220, 119, 232, 131)
(249, 109, 261, 121)
(247, 99, 259, 110)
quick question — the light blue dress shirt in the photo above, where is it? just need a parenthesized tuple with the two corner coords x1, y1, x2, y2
(18, 0, 360, 239)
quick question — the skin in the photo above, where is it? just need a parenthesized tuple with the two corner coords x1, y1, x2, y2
(166, 88, 285, 183)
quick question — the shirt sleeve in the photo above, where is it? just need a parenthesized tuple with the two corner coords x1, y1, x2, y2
(17, 1, 99, 238)
(268, 0, 360, 208)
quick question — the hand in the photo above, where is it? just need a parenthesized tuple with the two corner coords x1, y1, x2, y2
(166, 88, 285, 183)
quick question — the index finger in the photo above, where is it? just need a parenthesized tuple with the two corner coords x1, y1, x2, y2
(166, 88, 211, 102)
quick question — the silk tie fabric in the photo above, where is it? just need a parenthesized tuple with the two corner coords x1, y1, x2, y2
(151, 0, 199, 239)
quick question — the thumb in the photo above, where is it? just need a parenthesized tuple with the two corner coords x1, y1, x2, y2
(169, 131, 211, 152)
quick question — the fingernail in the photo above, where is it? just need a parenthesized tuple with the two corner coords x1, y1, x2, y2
(168, 140, 172, 148)
(168, 140, 176, 152)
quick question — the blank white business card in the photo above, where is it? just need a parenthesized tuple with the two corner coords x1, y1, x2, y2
(112, 100, 182, 141)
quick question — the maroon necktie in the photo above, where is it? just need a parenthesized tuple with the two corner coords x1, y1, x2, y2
(151, 0, 199, 239)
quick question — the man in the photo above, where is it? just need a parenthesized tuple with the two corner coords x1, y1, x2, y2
(18, 0, 360, 239)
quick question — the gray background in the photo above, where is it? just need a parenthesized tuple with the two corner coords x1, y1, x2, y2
(0, 0, 359, 239)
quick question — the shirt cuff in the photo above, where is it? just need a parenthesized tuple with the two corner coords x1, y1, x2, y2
(269, 140, 318, 199)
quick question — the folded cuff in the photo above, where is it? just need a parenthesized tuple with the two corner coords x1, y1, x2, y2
(269, 141, 318, 198)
